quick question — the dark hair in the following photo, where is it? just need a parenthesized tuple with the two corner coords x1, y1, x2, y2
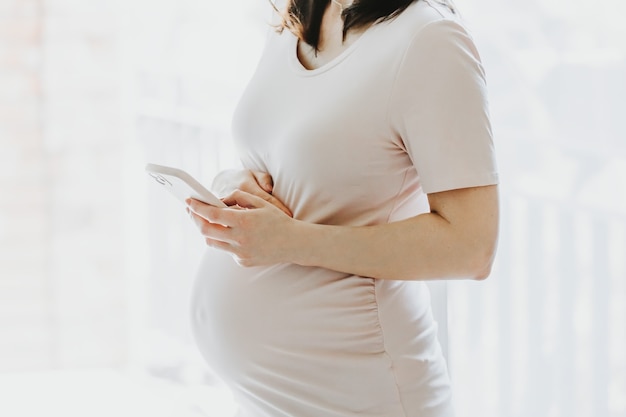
(271, 0, 455, 51)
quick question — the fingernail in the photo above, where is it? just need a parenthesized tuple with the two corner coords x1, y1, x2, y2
(185, 198, 192, 206)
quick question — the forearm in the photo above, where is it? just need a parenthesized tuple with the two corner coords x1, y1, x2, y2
(188, 184, 498, 276)
(291, 185, 500, 280)
(291, 211, 495, 281)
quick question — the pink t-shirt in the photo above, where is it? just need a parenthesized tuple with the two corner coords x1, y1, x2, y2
(231, 2, 497, 226)
(191, 1, 498, 416)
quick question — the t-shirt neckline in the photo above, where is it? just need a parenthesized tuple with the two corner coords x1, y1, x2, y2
(288, 24, 377, 76)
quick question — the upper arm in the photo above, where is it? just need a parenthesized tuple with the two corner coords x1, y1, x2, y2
(389, 19, 498, 194)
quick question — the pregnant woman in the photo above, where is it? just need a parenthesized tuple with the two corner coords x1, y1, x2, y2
(186, 0, 499, 416)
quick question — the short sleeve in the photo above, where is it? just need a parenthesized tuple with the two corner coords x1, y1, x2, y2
(388, 18, 498, 194)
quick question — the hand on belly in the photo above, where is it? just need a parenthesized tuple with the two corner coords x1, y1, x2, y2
(186, 189, 298, 267)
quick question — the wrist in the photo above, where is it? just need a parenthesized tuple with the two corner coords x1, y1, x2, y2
(287, 219, 315, 267)
(288, 220, 336, 268)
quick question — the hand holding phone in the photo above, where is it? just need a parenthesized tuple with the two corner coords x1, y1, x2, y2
(145, 163, 227, 208)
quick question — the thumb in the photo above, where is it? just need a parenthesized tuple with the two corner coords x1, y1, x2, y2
(222, 189, 267, 209)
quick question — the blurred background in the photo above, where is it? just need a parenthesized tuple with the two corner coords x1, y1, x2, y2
(0, 0, 624, 416)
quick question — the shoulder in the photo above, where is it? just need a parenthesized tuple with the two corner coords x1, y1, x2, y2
(399, 0, 456, 24)
(383, 1, 482, 74)
(377, 0, 476, 59)
(383, 0, 459, 35)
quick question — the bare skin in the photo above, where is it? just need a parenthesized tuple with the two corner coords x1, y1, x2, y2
(187, 182, 498, 280)
(297, 0, 365, 70)
(211, 169, 292, 217)
(186, 2, 500, 281)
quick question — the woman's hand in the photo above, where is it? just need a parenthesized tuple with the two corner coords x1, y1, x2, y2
(186, 190, 300, 267)
(212, 169, 292, 217)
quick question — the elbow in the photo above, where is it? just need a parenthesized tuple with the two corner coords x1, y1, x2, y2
(469, 240, 497, 281)
(473, 259, 493, 281)
(467, 212, 499, 281)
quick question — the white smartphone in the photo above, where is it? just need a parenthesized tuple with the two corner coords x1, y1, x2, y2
(145, 163, 227, 208)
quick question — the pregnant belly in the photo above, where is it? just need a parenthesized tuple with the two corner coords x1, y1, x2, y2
(189, 249, 410, 414)
(190, 247, 384, 368)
